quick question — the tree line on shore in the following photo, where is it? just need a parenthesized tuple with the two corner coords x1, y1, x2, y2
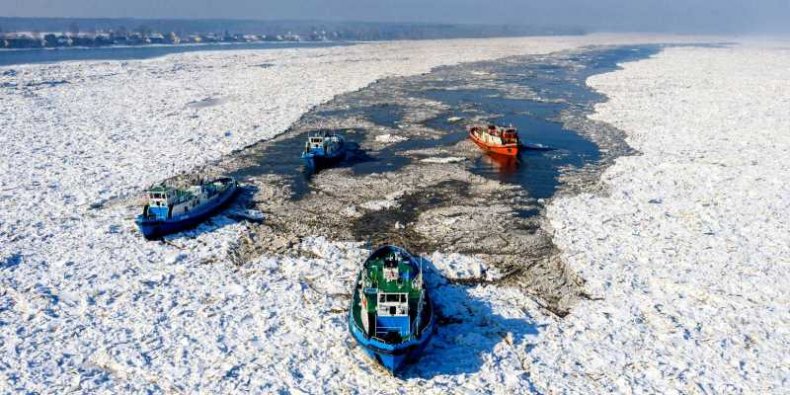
(0, 25, 322, 49)
(0, 18, 585, 49)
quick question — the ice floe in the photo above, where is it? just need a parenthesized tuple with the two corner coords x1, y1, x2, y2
(374, 133, 409, 143)
(420, 156, 467, 164)
(429, 251, 504, 282)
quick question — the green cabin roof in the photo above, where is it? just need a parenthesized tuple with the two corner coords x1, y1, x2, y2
(359, 254, 422, 314)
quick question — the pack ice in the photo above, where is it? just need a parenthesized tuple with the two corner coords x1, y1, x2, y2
(2, 36, 786, 393)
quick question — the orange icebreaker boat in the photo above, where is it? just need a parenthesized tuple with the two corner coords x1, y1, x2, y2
(468, 124, 520, 156)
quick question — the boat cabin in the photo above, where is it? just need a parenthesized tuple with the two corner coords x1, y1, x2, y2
(305, 131, 336, 151)
(358, 247, 424, 343)
(142, 183, 213, 221)
(469, 124, 520, 148)
(145, 186, 177, 220)
(485, 124, 518, 143)
(304, 131, 343, 157)
(306, 134, 326, 150)
(376, 292, 410, 338)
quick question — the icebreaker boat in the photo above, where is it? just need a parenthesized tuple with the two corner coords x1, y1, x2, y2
(135, 177, 237, 239)
(468, 124, 520, 156)
(349, 245, 435, 373)
(301, 130, 346, 169)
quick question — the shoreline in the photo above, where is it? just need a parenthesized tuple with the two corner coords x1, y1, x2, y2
(0, 40, 349, 67)
(0, 40, 338, 51)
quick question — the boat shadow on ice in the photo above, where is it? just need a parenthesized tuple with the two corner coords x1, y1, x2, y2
(398, 257, 542, 379)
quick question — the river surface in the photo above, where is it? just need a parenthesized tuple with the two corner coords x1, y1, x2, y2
(228, 45, 660, 202)
(0, 41, 344, 66)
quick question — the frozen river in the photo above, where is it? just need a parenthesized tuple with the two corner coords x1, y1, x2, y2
(1, 35, 786, 393)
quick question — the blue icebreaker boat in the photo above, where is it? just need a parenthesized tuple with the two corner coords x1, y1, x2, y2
(135, 176, 237, 239)
(301, 131, 346, 169)
(349, 245, 436, 373)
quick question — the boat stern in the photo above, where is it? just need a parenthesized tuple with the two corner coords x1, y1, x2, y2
(349, 314, 432, 374)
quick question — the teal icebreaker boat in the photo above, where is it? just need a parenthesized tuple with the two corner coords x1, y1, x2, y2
(135, 176, 237, 239)
(349, 245, 435, 373)
(301, 130, 346, 169)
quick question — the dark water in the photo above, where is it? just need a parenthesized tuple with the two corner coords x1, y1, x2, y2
(0, 42, 345, 67)
(408, 46, 660, 199)
(229, 129, 369, 200)
(334, 46, 658, 200)
(231, 45, 660, 201)
(418, 92, 594, 200)
(366, 104, 404, 129)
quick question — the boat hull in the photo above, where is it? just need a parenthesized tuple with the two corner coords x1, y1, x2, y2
(349, 307, 436, 373)
(302, 150, 345, 169)
(135, 178, 238, 239)
(302, 143, 346, 170)
(469, 130, 519, 157)
(348, 245, 435, 373)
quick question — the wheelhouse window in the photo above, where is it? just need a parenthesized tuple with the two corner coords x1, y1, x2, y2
(377, 292, 408, 316)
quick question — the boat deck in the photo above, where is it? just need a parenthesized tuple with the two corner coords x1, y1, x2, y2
(351, 247, 432, 344)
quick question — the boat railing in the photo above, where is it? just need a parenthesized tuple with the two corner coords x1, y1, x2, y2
(375, 325, 401, 334)
(369, 334, 395, 343)
(369, 332, 416, 344)
(413, 291, 424, 336)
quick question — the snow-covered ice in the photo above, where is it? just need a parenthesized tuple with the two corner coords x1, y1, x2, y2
(533, 43, 790, 392)
(429, 252, 504, 282)
(420, 156, 467, 164)
(374, 133, 409, 143)
(2, 35, 784, 393)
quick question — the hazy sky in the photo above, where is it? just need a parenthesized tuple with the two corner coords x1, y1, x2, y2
(2, 0, 789, 33)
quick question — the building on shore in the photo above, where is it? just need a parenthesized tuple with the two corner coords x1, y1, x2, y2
(166, 32, 180, 44)
(148, 33, 165, 44)
(1, 33, 44, 48)
(0, 26, 329, 50)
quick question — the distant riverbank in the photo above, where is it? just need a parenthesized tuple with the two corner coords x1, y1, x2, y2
(0, 41, 346, 67)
